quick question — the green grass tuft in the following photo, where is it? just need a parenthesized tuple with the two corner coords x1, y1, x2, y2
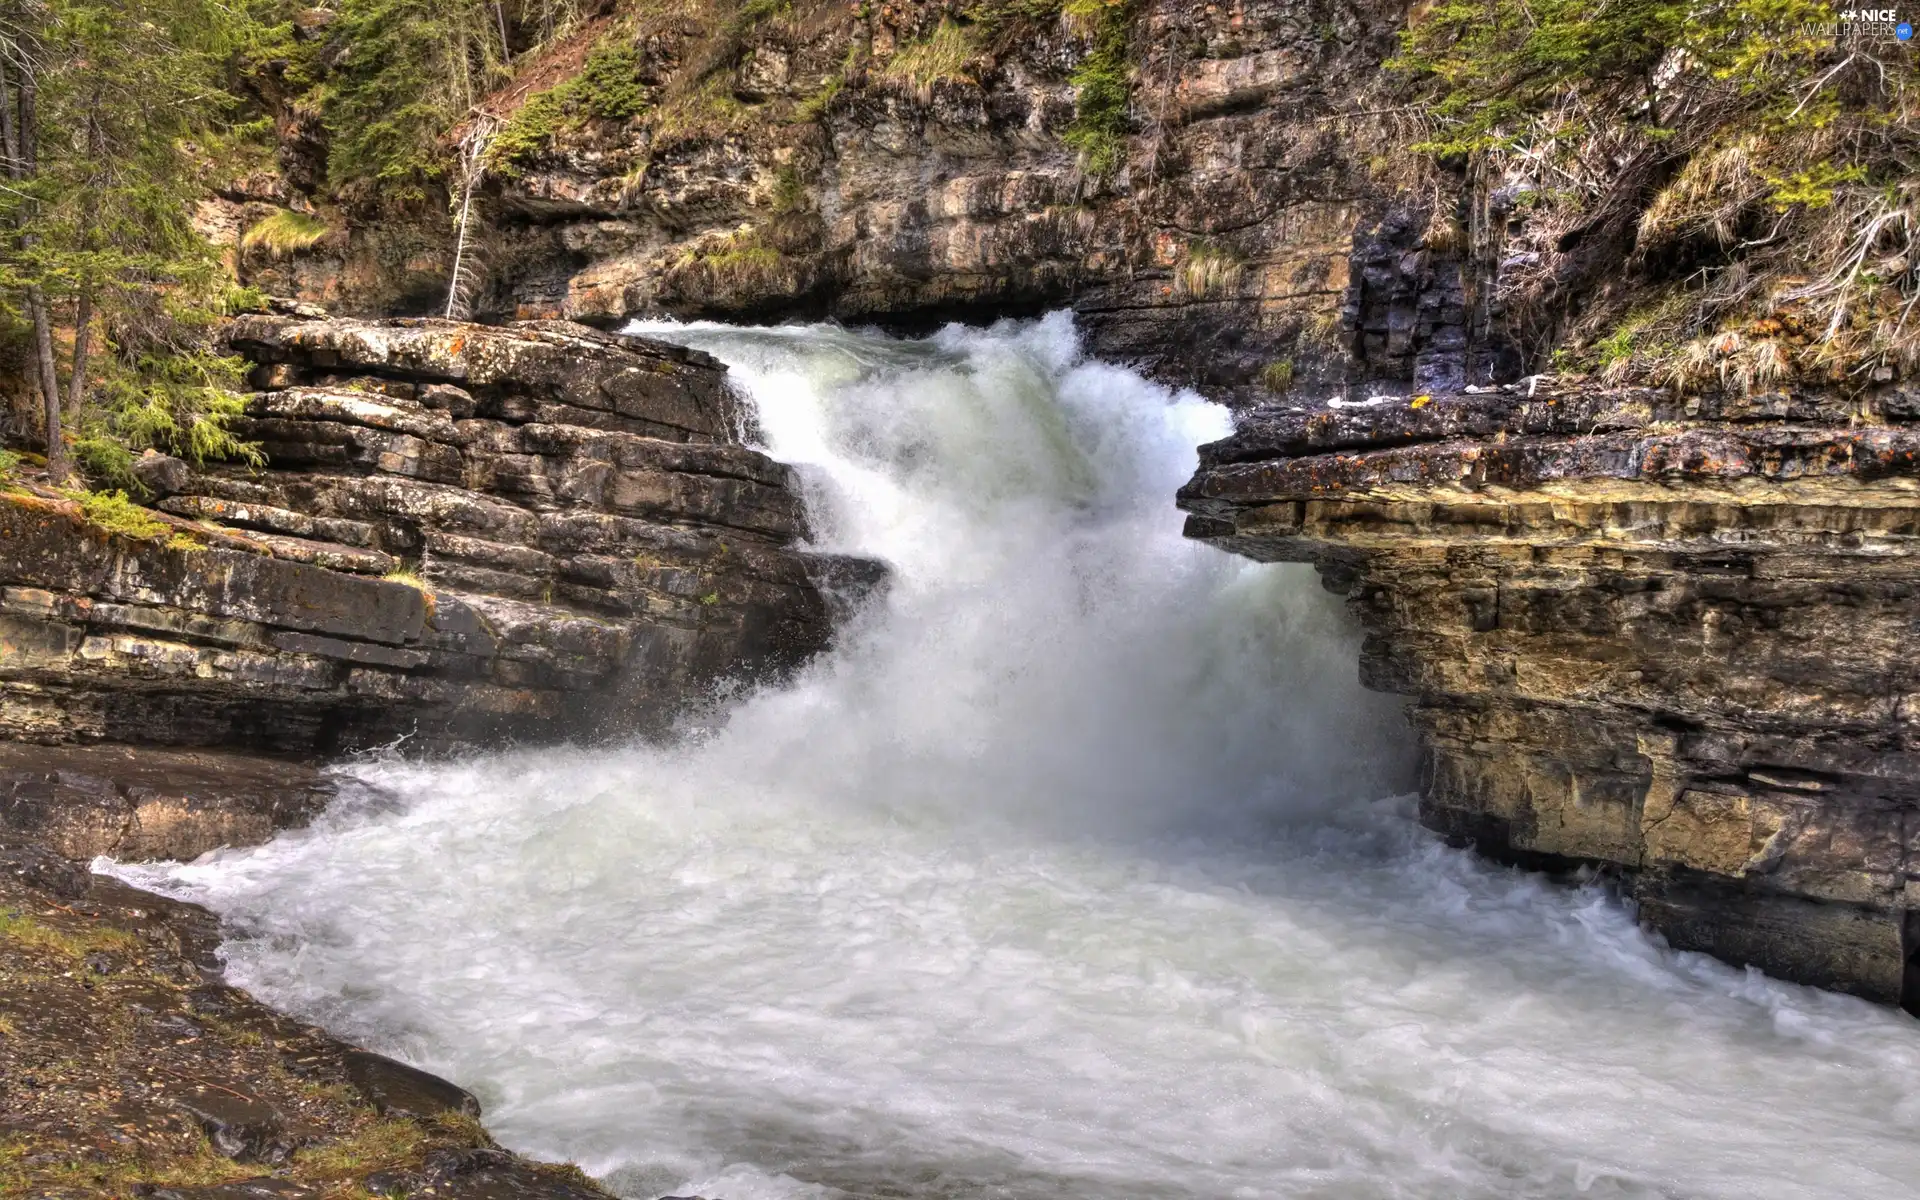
(1178, 242, 1243, 297)
(736, 0, 792, 24)
(0, 908, 142, 961)
(382, 568, 438, 619)
(288, 1118, 425, 1176)
(240, 210, 330, 257)
(795, 73, 843, 122)
(674, 226, 787, 289)
(1260, 359, 1295, 394)
(652, 74, 751, 144)
(883, 19, 984, 92)
(74, 490, 171, 541)
(0, 1133, 254, 1196)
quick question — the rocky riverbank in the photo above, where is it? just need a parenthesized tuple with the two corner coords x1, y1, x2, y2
(0, 840, 621, 1198)
(1179, 381, 1920, 1010)
(1, 313, 880, 858)
(0, 312, 874, 1194)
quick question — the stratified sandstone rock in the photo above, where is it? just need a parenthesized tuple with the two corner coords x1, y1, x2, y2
(225, 316, 749, 444)
(1179, 382, 1920, 1009)
(0, 317, 880, 857)
(227, 0, 1499, 403)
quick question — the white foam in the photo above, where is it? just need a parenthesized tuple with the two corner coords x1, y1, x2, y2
(115, 315, 1920, 1200)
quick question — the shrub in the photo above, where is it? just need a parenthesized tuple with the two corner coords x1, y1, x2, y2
(492, 35, 651, 173)
(71, 434, 137, 492)
(571, 39, 649, 121)
(99, 346, 264, 469)
(1063, 0, 1133, 176)
(770, 163, 808, 214)
(1393, 0, 1920, 389)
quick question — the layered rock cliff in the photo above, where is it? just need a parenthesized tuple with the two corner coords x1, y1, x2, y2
(220, 0, 1489, 402)
(1179, 382, 1920, 1009)
(1, 315, 877, 859)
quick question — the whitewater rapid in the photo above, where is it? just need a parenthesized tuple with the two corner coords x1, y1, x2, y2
(118, 316, 1920, 1200)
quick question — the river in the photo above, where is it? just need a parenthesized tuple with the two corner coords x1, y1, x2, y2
(118, 315, 1920, 1200)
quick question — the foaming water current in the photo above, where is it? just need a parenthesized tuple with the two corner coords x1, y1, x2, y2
(119, 316, 1920, 1199)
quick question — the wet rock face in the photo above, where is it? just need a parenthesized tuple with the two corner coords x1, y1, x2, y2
(1179, 382, 1920, 1009)
(341, 1050, 483, 1121)
(0, 744, 332, 861)
(0, 317, 879, 858)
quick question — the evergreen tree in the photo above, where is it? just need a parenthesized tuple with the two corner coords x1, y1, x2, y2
(322, 0, 513, 201)
(0, 0, 258, 480)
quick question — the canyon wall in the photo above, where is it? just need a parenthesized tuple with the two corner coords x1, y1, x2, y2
(1178, 382, 1920, 1009)
(1, 316, 878, 859)
(218, 0, 1497, 403)
(72, 1, 1920, 1008)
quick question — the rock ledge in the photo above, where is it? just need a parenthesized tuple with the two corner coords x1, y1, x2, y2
(0, 840, 623, 1198)
(1, 315, 881, 859)
(1182, 381, 1920, 1009)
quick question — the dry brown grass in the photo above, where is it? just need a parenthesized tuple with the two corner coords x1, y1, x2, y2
(1177, 243, 1244, 298)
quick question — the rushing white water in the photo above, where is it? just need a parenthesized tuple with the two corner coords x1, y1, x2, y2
(118, 315, 1920, 1200)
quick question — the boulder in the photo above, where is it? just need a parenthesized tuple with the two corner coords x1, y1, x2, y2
(131, 452, 193, 499)
(342, 1049, 482, 1120)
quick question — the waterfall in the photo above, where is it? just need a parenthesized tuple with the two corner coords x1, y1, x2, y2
(117, 316, 1920, 1200)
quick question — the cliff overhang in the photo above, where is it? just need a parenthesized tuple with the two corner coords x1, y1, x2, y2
(1180, 381, 1920, 1010)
